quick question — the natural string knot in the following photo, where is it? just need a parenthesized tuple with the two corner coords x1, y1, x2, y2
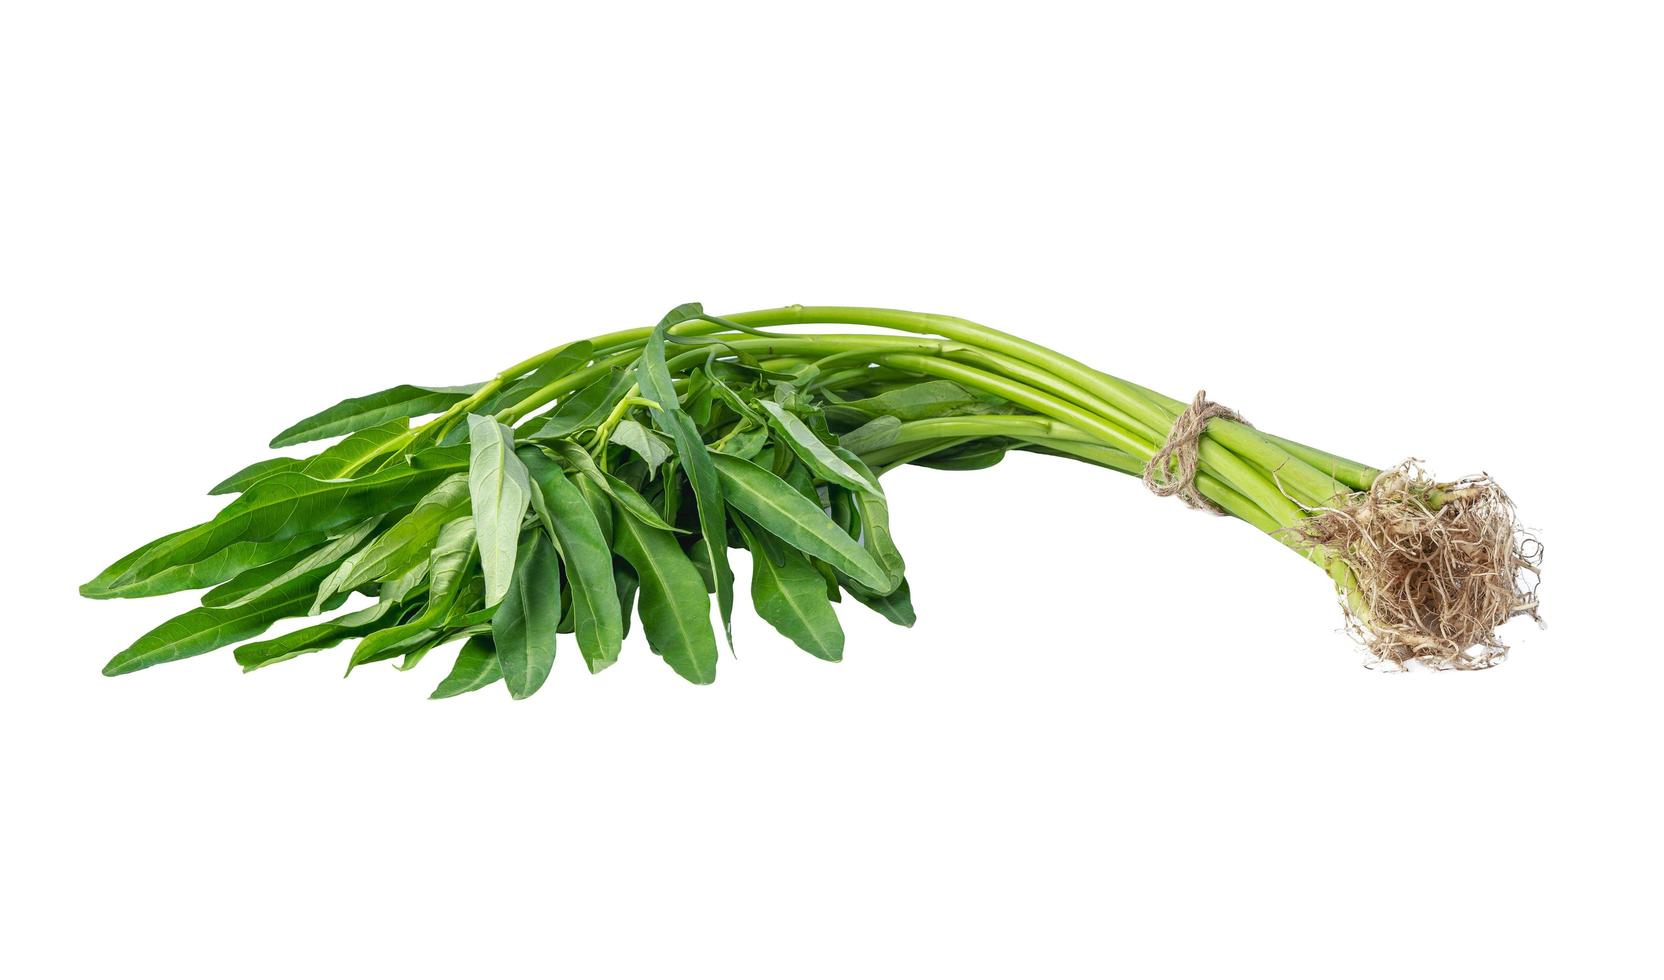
(1141, 389, 1246, 514)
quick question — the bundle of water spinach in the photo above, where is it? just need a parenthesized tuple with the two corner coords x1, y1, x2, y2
(84, 304, 1542, 696)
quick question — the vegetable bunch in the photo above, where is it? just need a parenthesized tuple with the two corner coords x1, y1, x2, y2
(84, 304, 1539, 694)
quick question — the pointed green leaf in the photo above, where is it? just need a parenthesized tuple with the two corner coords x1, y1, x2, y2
(115, 462, 464, 586)
(82, 531, 327, 600)
(913, 439, 1010, 471)
(521, 456, 623, 673)
(209, 456, 303, 495)
(833, 447, 905, 592)
(827, 380, 985, 423)
(574, 472, 614, 544)
(614, 563, 639, 640)
(844, 576, 916, 627)
(297, 417, 412, 479)
(836, 415, 902, 456)
(610, 504, 717, 685)
(529, 368, 631, 440)
(546, 441, 682, 532)
(492, 531, 561, 699)
(480, 341, 595, 415)
(204, 518, 382, 609)
(357, 627, 451, 671)
(737, 520, 844, 661)
(715, 424, 770, 460)
(638, 303, 734, 646)
(758, 400, 879, 494)
(233, 593, 411, 671)
(102, 563, 346, 676)
(347, 516, 476, 671)
(312, 473, 470, 610)
(608, 418, 674, 476)
(270, 383, 482, 448)
(430, 636, 504, 699)
(710, 453, 889, 592)
(705, 374, 766, 426)
(466, 414, 532, 607)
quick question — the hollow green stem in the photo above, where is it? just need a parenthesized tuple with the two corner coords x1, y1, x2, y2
(724, 306, 1354, 509)
(863, 418, 1287, 544)
(1022, 438, 1284, 537)
(587, 384, 648, 451)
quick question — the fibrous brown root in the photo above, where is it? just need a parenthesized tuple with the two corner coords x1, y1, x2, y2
(1298, 460, 1542, 669)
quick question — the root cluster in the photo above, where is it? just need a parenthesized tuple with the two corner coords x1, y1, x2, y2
(1300, 461, 1541, 669)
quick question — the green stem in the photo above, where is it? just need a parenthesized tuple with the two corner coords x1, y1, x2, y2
(872, 352, 1308, 531)
(890, 416, 1097, 445)
(724, 306, 1355, 508)
(1021, 438, 1285, 538)
(587, 384, 645, 450)
(862, 437, 972, 472)
(1117, 378, 1379, 492)
(870, 416, 1286, 539)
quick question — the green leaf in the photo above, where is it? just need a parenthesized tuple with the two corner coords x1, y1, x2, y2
(209, 457, 303, 495)
(466, 414, 533, 607)
(683, 371, 717, 426)
(407, 445, 471, 470)
(705, 374, 767, 426)
(836, 415, 902, 456)
(614, 563, 639, 639)
(574, 472, 614, 544)
(833, 448, 905, 592)
(528, 369, 631, 440)
(521, 457, 624, 673)
(440, 585, 494, 629)
(311, 473, 470, 610)
(522, 463, 559, 542)
(912, 440, 1008, 471)
(347, 516, 477, 672)
(297, 418, 412, 479)
(430, 636, 504, 699)
(233, 591, 412, 671)
(357, 627, 453, 671)
(659, 460, 683, 527)
(608, 418, 674, 476)
(845, 576, 917, 627)
(638, 303, 735, 647)
(737, 520, 844, 662)
(203, 518, 382, 609)
(780, 459, 819, 502)
(548, 442, 681, 533)
(709, 452, 890, 592)
(610, 504, 717, 685)
(827, 380, 985, 423)
(270, 383, 482, 448)
(396, 644, 435, 672)
(492, 530, 561, 699)
(556, 589, 577, 634)
(828, 483, 859, 537)
(115, 462, 464, 587)
(481, 341, 595, 414)
(102, 563, 346, 676)
(811, 558, 842, 602)
(758, 400, 879, 494)
(714, 424, 769, 460)
(82, 532, 327, 600)
(422, 518, 480, 611)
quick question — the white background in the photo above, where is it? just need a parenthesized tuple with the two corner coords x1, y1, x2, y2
(3, 2, 1659, 977)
